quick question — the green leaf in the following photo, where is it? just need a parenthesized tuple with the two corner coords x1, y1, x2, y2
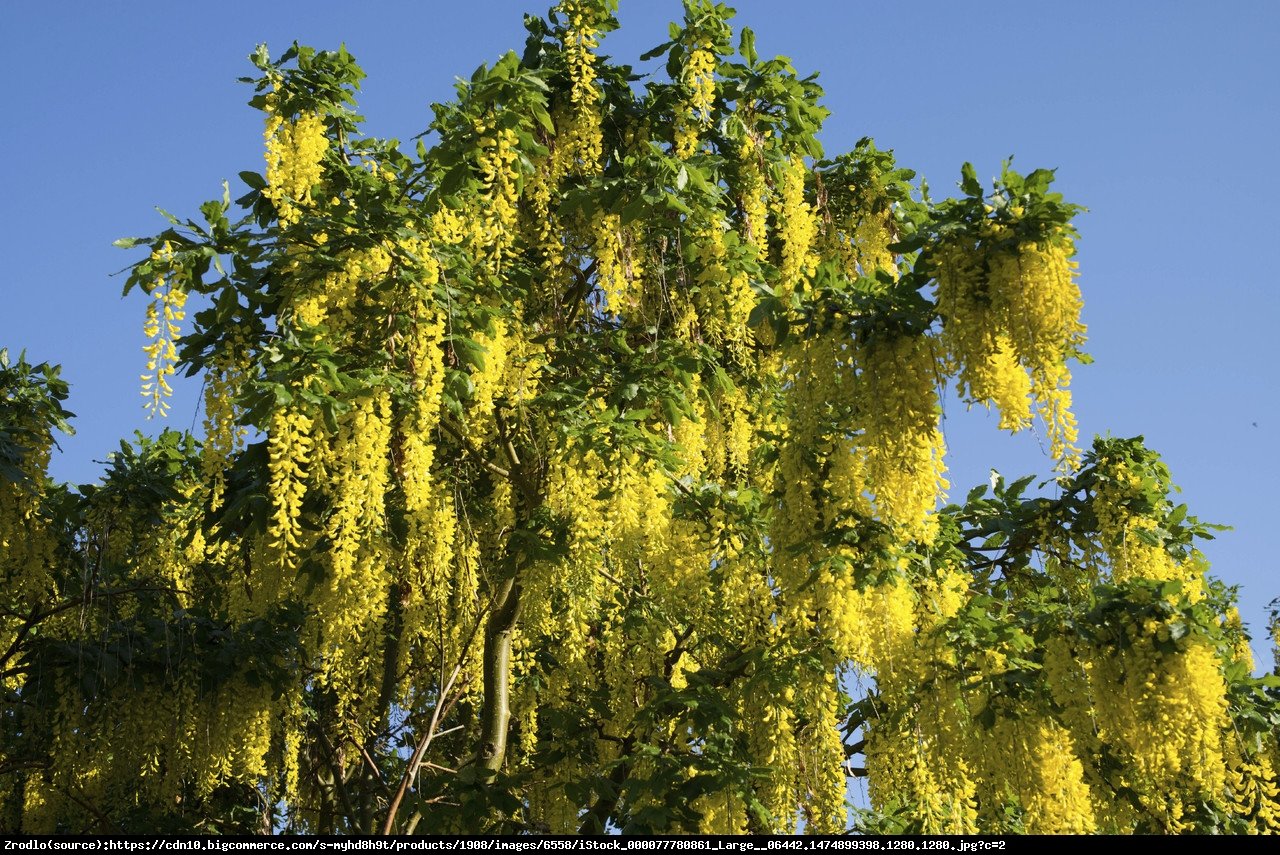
(238, 170, 267, 191)
(739, 27, 757, 66)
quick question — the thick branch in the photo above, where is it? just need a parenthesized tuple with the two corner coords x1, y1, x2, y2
(476, 576, 522, 773)
(471, 406, 539, 777)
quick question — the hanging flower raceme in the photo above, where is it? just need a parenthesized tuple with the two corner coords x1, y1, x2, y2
(595, 213, 641, 314)
(201, 338, 250, 512)
(1086, 627, 1229, 828)
(557, 0, 604, 172)
(935, 240, 1034, 433)
(675, 39, 716, 158)
(140, 241, 186, 418)
(851, 188, 896, 279)
(266, 406, 315, 569)
(775, 154, 818, 301)
(263, 94, 328, 227)
(0, 430, 57, 611)
(855, 332, 948, 543)
(475, 125, 522, 268)
(737, 135, 770, 255)
(311, 390, 394, 722)
(1091, 457, 1204, 597)
(989, 239, 1085, 467)
(935, 230, 1085, 467)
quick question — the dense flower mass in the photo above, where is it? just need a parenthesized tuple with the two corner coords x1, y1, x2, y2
(263, 108, 328, 227)
(4, 0, 1276, 837)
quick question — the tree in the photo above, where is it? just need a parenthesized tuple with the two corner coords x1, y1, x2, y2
(2, 0, 1278, 835)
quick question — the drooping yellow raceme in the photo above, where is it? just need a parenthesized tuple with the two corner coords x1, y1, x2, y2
(267, 407, 315, 566)
(289, 242, 394, 331)
(595, 213, 643, 313)
(557, 0, 604, 172)
(935, 242, 1033, 432)
(263, 104, 328, 227)
(476, 126, 522, 269)
(1091, 459, 1205, 599)
(560, 0, 601, 107)
(140, 241, 186, 418)
(825, 186, 896, 283)
(691, 219, 755, 358)
(311, 391, 394, 723)
(988, 241, 1085, 468)
(737, 134, 770, 255)
(936, 237, 1084, 466)
(201, 340, 250, 512)
(973, 713, 1098, 834)
(855, 332, 948, 543)
(1086, 630, 1229, 829)
(1226, 749, 1280, 833)
(852, 189, 896, 279)
(864, 695, 979, 835)
(774, 155, 818, 301)
(674, 41, 716, 158)
(0, 432, 57, 615)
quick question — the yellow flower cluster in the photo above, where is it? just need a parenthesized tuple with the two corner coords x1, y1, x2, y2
(692, 220, 754, 356)
(313, 391, 393, 721)
(594, 213, 642, 313)
(140, 241, 186, 418)
(559, 0, 601, 107)
(825, 187, 895, 283)
(737, 137, 769, 255)
(696, 790, 749, 835)
(524, 153, 566, 283)
(865, 703, 979, 835)
(990, 242, 1084, 466)
(267, 407, 314, 565)
(856, 333, 947, 542)
(290, 243, 393, 330)
(977, 716, 1098, 833)
(1223, 606, 1255, 672)
(468, 318, 510, 434)
(1226, 751, 1280, 832)
(774, 155, 818, 301)
(772, 333, 846, 586)
(201, 341, 249, 511)
(701, 381, 753, 478)
(935, 243, 1029, 432)
(936, 239, 1084, 466)
(1086, 633, 1229, 827)
(842, 575, 917, 679)
(264, 108, 327, 226)
(0, 451, 57, 663)
(1092, 460, 1203, 597)
(852, 192, 896, 279)
(394, 253, 472, 690)
(476, 127, 521, 269)
(555, 1, 604, 174)
(674, 43, 716, 158)
(25, 664, 287, 833)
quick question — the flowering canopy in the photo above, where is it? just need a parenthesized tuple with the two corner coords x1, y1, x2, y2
(1, 0, 1277, 835)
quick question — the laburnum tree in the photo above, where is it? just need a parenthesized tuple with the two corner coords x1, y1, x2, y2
(2, 0, 1279, 835)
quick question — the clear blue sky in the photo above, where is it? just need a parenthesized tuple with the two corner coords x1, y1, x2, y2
(2, 1, 1276, 662)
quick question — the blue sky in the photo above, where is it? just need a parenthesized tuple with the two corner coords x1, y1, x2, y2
(2, 1, 1277, 662)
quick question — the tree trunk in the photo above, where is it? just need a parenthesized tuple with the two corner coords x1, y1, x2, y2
(477, 575, 522, 773)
